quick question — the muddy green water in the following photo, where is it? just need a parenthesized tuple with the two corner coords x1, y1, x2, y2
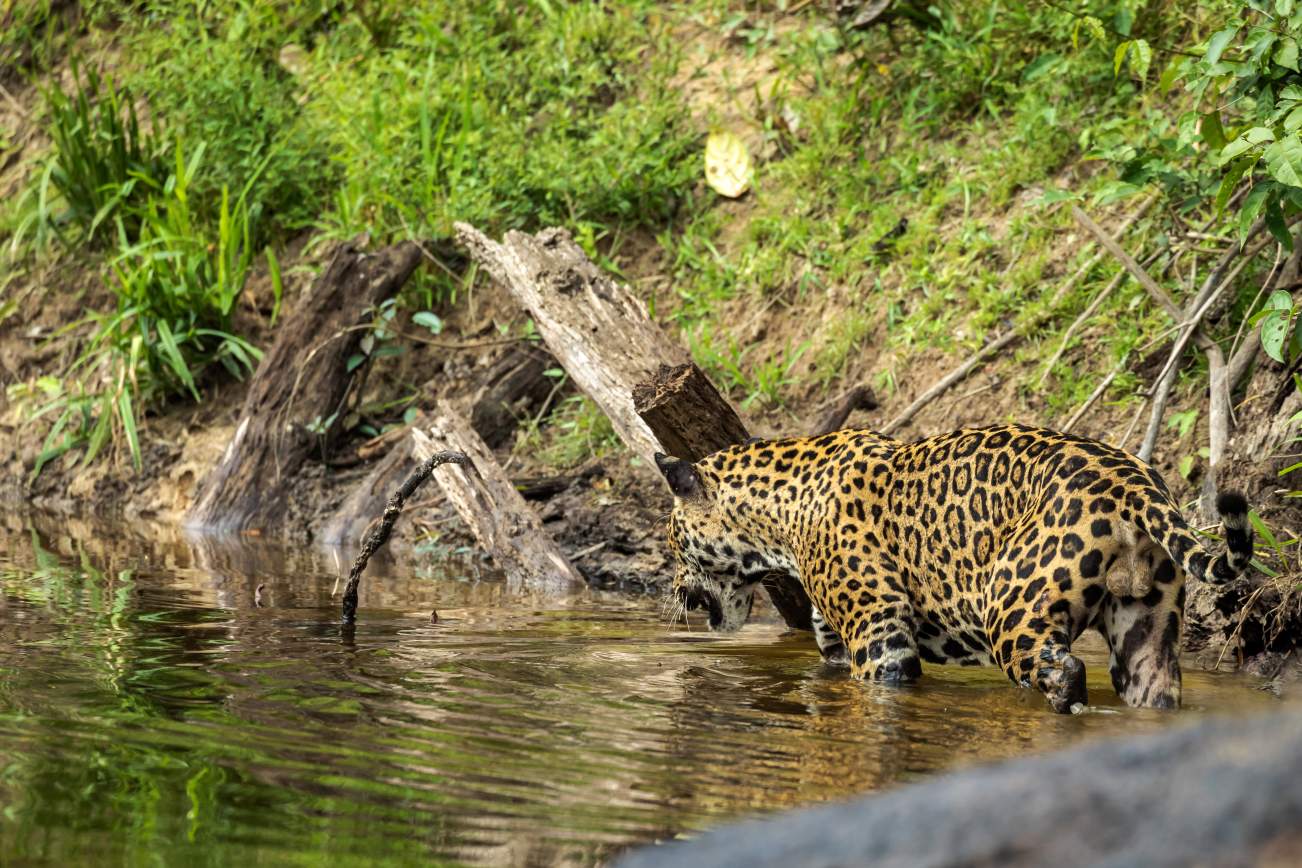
(0, 513, 1279, 867)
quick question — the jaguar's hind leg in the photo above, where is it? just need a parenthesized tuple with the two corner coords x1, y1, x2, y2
(1097, 551, 1183, 709)
(811, 605, 849, 666)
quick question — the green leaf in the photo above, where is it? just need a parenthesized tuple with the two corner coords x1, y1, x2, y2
(1267, 198, 1294, 250)
(1205, 25, 1241, 66)
(1038, 188, 1080, 205)
(1022, 53, 1061, 82)
(1202, 112, 1227, 151)
(265, 246, 283, 328)
(1178, 455, 1195, 479)
(1128, 38, 1152, 81)
(1220, 127, 1275, 162)
(1240, 184, 1273, 238)
(1113, 6, 1133, 37)
(118, 389, 140, 470)
(1073, 16, 1105, 49)
(1265, 135, 1302, 188)
(1249, 510, 1282, 554)
(1114, 41, 1132, 76)
(412, 311, 443, 334)
(1215, 156, 1256, 212)
(1158, 56, 1185, 93)
(1280, 0, 1296, 17)
(1277, 36, 1300, 71)
(346, 353, 366, 373)
(1261, 308, 1292, 363)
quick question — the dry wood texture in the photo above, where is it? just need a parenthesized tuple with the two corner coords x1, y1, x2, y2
(187, 240, 422, 533)
(413, 405, 584, 591)
(320, 344, 558, 548)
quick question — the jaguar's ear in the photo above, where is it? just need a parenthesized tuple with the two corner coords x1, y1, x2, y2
(654, 452, 700, 498)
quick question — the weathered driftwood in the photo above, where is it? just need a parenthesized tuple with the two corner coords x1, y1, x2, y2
(453, 223, 685, 465)
(413, 405, 584, 591)
(455, 224, 812, 630)
(340, 449, 470, 624)
(320, 344, 558, 548)
(632, 363, 750, 462)
(187, 240, 422, 533)
(632, 362, 814, 631)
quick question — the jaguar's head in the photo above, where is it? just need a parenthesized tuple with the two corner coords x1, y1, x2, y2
(655, 450, 784, 632)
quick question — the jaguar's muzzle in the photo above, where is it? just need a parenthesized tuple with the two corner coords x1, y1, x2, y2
(679, 585, 725, 629)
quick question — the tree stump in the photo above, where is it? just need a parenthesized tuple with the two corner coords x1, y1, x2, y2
(631, 363, 750, 462)
(412, 405, 584, 592)
(185, 240, 423, 533)
(452, 224, 811, 630)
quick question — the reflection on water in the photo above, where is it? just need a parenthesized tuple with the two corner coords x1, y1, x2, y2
(0, 512, 1278, 866)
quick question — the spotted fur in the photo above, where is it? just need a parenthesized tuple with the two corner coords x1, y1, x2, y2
(656, 424, 1253, 713)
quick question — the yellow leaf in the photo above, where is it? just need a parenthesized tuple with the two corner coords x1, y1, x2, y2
(278, 44, 308, 76)
(704, 131, 752, 198)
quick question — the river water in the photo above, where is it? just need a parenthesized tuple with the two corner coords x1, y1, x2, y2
(0, 512, 1279, 866)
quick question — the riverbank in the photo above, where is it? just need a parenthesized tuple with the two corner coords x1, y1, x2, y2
(2, 2, 1300, 658)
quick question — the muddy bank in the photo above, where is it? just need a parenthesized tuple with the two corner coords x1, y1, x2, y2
(618, 704, 1302, 868)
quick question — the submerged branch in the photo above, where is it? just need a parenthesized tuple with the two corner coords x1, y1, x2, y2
(340, 449, 472, 625)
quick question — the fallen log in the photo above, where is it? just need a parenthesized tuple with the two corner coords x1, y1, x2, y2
(455, 224, 812, 630)
(413, 405, 584, 592)
(319, 343, 559, 548)
(186, 240, 422, 533)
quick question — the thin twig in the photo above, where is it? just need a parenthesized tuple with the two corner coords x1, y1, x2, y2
(340, 450, 472, 625)
(1048, 195, 1157, 309)
(1072, 206, 1182, 320)
(1039, 249, 1165, 388)
(1063, 360, 1124, 433)
(1228, 243, 1284, 373)
(1116, 397, 1148, 452)
(881, 330, 1018, 435)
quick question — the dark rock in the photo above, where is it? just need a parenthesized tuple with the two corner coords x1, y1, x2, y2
(617, 710, 1302, 868)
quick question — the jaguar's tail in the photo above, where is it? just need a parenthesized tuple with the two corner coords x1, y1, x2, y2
(1140, 491, 1253, 585)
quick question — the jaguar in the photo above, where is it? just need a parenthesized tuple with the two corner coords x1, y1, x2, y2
(657, 424, 1252, 713)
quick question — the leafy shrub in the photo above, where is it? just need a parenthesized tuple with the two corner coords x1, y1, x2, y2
(25, 60, 168, 249)
(20, 143, 267, 476)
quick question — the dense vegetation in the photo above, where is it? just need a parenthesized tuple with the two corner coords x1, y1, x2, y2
(1, 1, 1300, 564)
